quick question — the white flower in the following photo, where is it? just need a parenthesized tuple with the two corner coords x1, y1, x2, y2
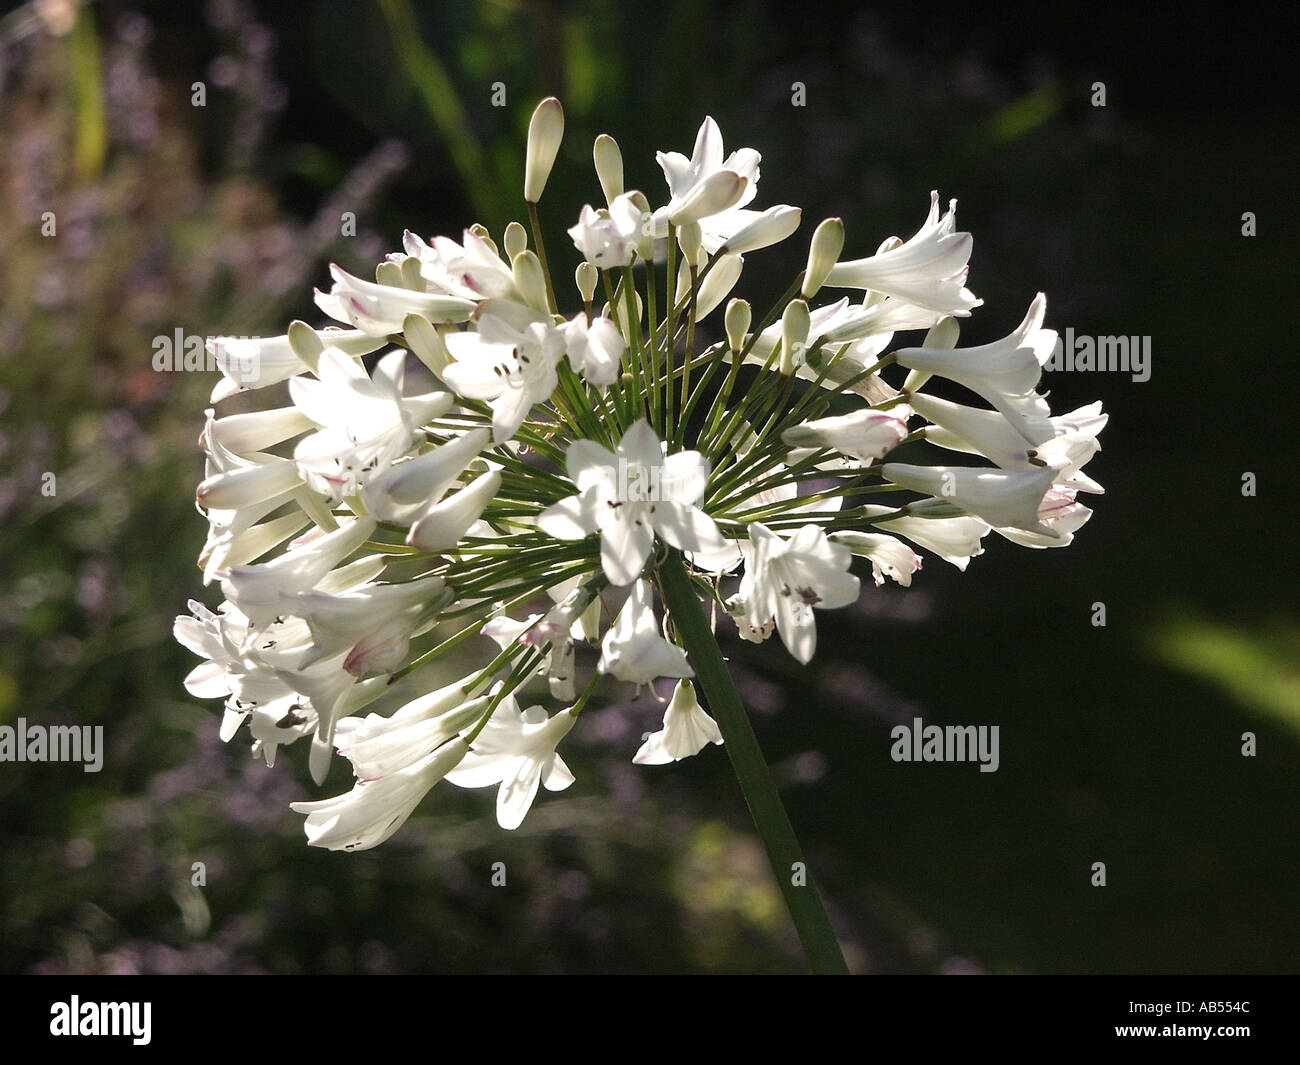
(733, 295, 930, 397)
(407, 469, 502, 553)
(633, 680, 722, 764)
(445, 700, 577, 830)
(537, 419, 724, 586)
(912, 393, 1106, 493)
(723, 593, 775, 644)
(290, 348, 452, 503)
(824, 191, 980, 317)
(993, 486, 1094, 549)
(863, 506, 988, 571)
(206, 328, 383, 402)
(653, 117, 763, 250)
(597, 579, 693, 688)
(442, 310, 566, 442)
(481, 612, 575, 701)
(403, 229, 517, 302)
(333, 678, 489, 779)
(719, 204, 802, 255)
(220, 516, 378, 627)
(567, 193, 647, 268)
(291, 737, 470, 851)
(831, 532, 923, 587)
(316, 263, 475, 335)
(782, 408, 911, 462)
(289, 573, 449, 673)
(881, 462, 1059, 536)
(738, 522, 860, 664)
(895, 293, 1057, 444)
(361, 427, 492, 526)
(562, 313, 626, 389)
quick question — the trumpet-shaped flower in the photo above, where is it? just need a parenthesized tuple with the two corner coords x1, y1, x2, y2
(738, 522, 860, 664)
(445, 701, 577, 830)
(824, 191, 980, 317)
(633, 680, 723, 764)
(597, 579, 693, 688)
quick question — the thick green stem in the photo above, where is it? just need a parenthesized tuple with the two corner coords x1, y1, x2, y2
(656, 551, 848, 974)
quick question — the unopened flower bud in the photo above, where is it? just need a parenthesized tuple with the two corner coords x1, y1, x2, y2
(524, 97, 565, 203)
(780, 298, 810, 375)
(626, 190, 654, 259)
(468, 222, 496, 256)
(575, 262, 598, 304)
(511, 250, 550, 313)
(677, 220, 702, 261)
(593, 133, 624, 205)
(503, 221, 528, 260)
(724, 298, 751, 353)
(802, 217, 845, 298)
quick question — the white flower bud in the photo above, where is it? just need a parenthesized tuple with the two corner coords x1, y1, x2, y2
(677, 220, 703, 261)
(524, 97, 565, 203)
(593, 133, 624, 205)
(575, 261, 598, 303)
(694, 253, 744, 319)
(511, 249, 551, 313)
(802, 217, 844, 298)
(724, 298, 751, 353)
(782, 408, 911, 462)
(503, 221, 528, 260)
(402, 313, 451, 376)
(779, 298, 810, 375)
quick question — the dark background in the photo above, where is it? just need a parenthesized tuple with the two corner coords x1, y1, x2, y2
(0, 0, 1295, 973)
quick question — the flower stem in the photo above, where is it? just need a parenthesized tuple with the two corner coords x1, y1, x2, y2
(525, 201, 558, 314)
(656, 551, 848, 974)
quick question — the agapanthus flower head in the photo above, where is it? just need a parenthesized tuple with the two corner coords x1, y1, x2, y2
(178, 100, 1103, 848)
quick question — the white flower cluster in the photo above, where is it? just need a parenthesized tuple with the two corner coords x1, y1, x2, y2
(179, 100, 1104, 850)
